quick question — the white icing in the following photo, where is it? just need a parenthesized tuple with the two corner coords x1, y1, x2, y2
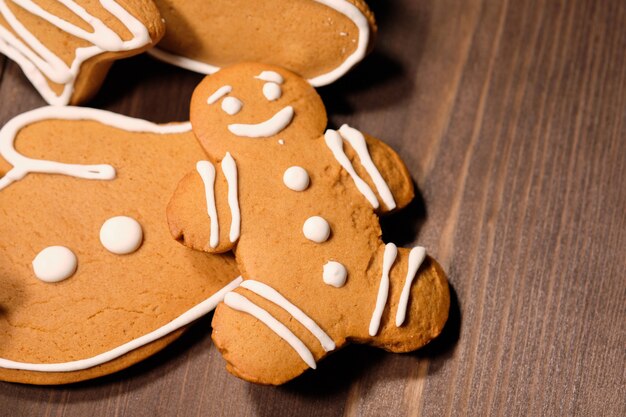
(221, 97, 243, 115)
(224, 291, 316, 369)
(324, 129, 379, 208)
(196, 161, 219, 249)
(369, 243, 397, 336)
(254, 71, 284, 84)
(99, 216, 143, 255)
(278, 139, 285, 145)
(241, 280, 335, 352)
(228, 106, 294, 138)
(0, 0, 152, 105)
(323, 261, 347, 288)
(338, 125, 396, 210)
(221, 153, 240, 243)
(283, 166, 310, 191)
(146, 0, 370, 87)
(396, 247, 426, 327)
(32, 245, 77, 283)
(303, 216, 331, 243)
(147, 47, 220, 74)
(0, 106, 191, 192)
(0, 277, 243, 372)
(207, 85, 232, 104)
(262, 82, 282, 101)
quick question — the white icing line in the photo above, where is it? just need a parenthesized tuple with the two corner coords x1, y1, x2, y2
(0, 276, 243, 372)
(395, 247, 426, 327)
(146, 47, 220, 74)
(224, 292, 317, 369)
(338, 125, 396, 210)
(324, 129, 379, 208)
(196, 161, 219, 249)
(0, 106, 191, 192)
(228, 106, 294, 138)
(146, 0, 370, 87)
(241, 280, 335, 352)
(0, 0, 152, 105)
(207, 85, 232, 104)
(254, 71, 284, 84)
(221, 152, 240, 243)
(369, 243, 397, 336)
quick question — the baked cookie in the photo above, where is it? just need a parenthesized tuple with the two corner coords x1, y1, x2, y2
(167, 63, 450, 385)
(0, 0, 165, 105)
(0, 107, 240, 385)
(148, 0, 375, 86)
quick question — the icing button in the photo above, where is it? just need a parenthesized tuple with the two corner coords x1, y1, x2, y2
(100, 216, 143, 255)
(283, 166, 310, 191)
(323, 261, 348, 287)
(32, 246, 77, 283)
(303, 216, 331, 243)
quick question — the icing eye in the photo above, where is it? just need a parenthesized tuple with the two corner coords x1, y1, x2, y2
(222, 97, 243, 115)
(263, 82, 282, 101)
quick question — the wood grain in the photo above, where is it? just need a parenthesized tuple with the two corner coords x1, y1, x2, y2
(0, 0, 625, 415)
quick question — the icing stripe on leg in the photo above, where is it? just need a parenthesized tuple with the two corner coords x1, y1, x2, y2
(241, 280, 335, 352)
(369, 243, 398, 336)
(224, 292, 317, 369)
(395, 247, 426, 327)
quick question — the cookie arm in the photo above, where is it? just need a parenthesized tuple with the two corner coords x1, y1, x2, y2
(334, 125, 414, 213)
(167, 162, 239, 254)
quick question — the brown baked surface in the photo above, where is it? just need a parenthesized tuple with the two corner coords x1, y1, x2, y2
(167, 63, 450, 384)
(153, 0, 376, 80)
(0, 117, 238, 384)
(0, 0, 165, 104)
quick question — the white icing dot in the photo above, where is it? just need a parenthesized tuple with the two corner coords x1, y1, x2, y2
(278, 139, 285, 145)
(283, 166, 310, 191)
(323, 261, 348, 287)
(303, 216, 331, 243)
(221, 97, 243, 115)
(32, 246, 77, 283)
(263, 82, 282, 101)
(100, 216, 143, 255)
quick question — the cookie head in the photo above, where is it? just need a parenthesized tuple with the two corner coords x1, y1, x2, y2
(190, 63, 327, 157)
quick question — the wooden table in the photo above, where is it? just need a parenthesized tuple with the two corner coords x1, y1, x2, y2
(1, 0, 624, 415)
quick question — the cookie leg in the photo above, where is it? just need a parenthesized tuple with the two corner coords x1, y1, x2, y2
(366, 245, 450, 353)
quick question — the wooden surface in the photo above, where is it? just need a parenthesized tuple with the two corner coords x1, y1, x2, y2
(1, 0, 625, 415)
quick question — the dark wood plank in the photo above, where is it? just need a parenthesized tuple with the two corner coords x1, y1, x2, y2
(0, 0, 625, 416)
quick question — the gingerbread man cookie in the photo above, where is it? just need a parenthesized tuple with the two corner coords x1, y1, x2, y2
(167, 63, 450, 385)
(0, 107, 239, 385)
(0, 0, 165, 105)
(148, 0, 375, 86)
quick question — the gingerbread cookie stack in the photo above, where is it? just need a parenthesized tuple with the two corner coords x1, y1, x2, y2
(0, 0, 449, 386)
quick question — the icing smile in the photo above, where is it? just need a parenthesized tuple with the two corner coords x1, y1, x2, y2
(228, 106, 294, 138)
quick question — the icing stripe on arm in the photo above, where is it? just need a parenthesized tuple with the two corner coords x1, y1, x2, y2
(395, 247, 426, 327)
(196, 161, 219, 249)
(221, 152, 241, 243)
(0, 106, 191, 192)
(224, 292, 317, 369)
(369, 243, 398, 336)
(324, 129, 379, 208)
(241, 280, 335, 352)
(338, 125, 396, 210)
